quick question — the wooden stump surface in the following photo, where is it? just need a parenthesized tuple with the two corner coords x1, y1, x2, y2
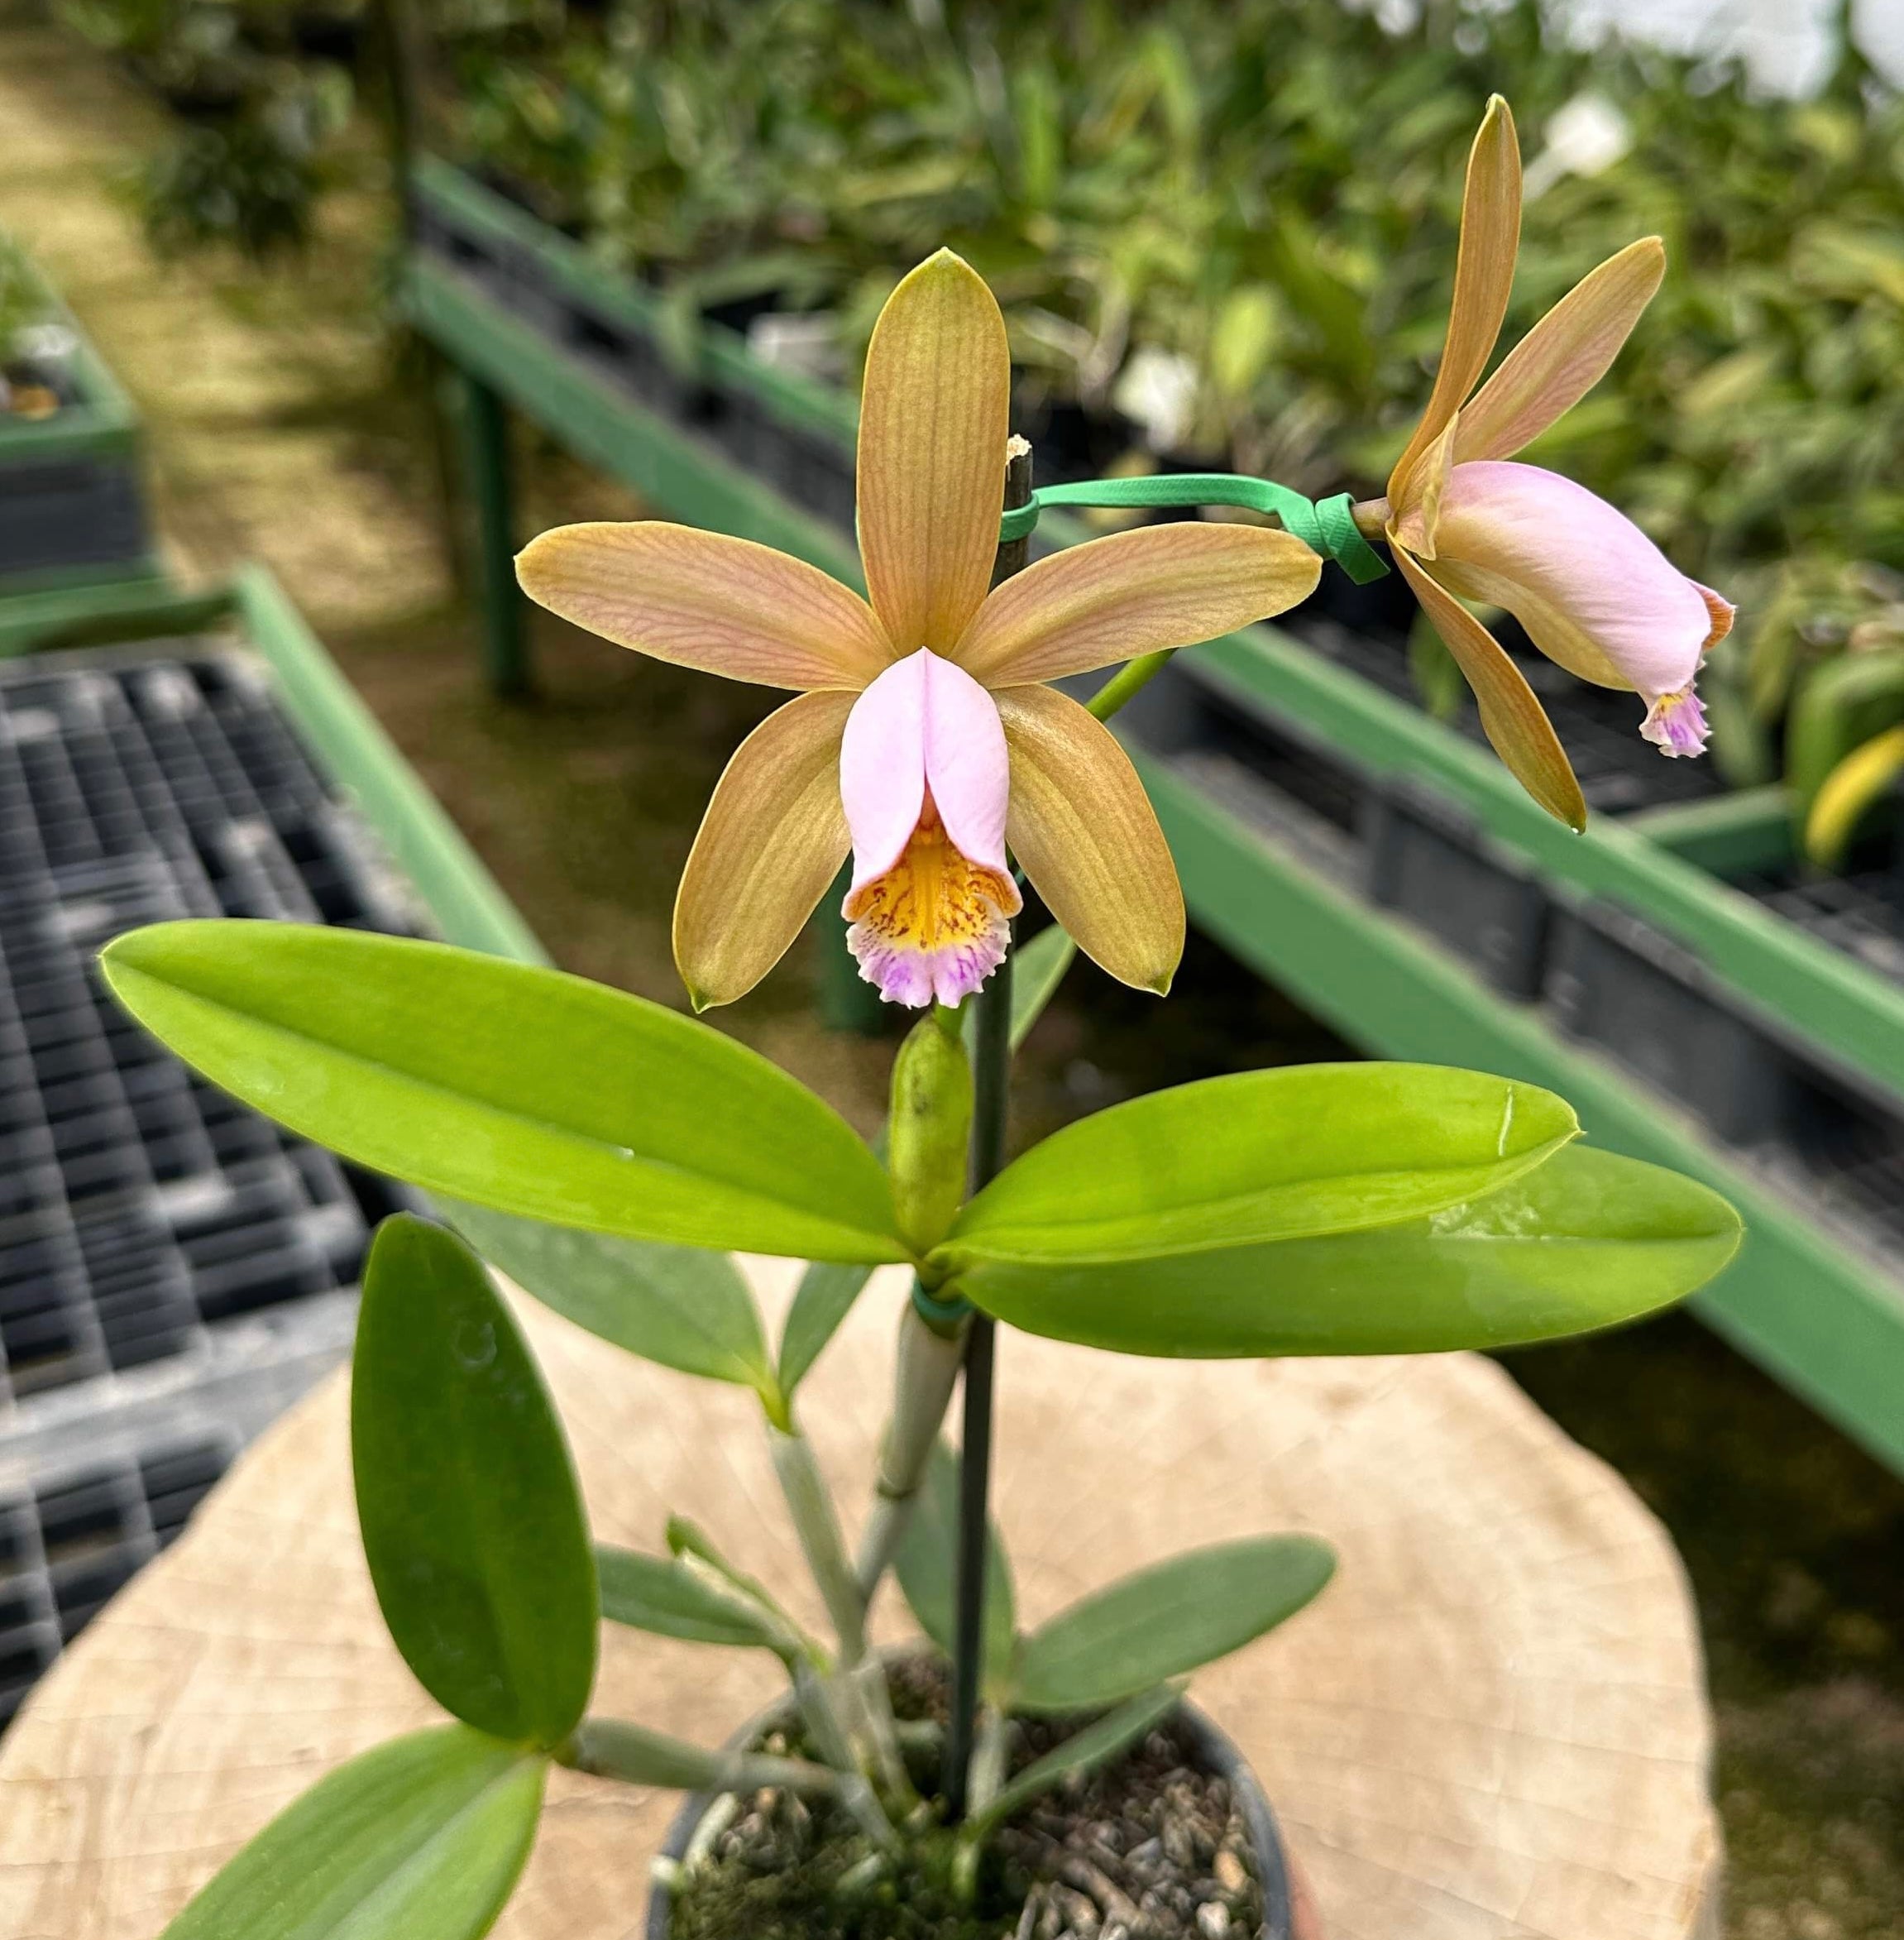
(0, 1261, 1719, 1940)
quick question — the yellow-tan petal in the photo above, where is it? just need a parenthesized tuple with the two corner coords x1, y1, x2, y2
(1394, 546, 1587, 831)
(954, 523, 1322, 687)
(1455, 238, 1665, 465)
(857, 251, 1012, 655)
(1390, 95, 1522, 514)
(673, 691, 856, 1008)
(994, 683, 1184, 994)
(517, 522, 892, 690)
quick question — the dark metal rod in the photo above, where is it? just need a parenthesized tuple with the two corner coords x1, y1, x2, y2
(457, 370, 532, 699)
(945, 438, 1032, 1820)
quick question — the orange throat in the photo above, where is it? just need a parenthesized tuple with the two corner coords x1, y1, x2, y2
(843, 801, 1021, 1008)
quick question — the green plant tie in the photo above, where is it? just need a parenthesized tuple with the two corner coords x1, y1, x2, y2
(997, 473, 1390, 584)
(911, 1280, 974, 1329)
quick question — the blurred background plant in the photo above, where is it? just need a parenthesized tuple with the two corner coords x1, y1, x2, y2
(56, 0, 357, 257)
(69, 0, 1904, 840)
(0, 232, 73, 421)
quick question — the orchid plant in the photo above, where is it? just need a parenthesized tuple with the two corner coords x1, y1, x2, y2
(114, 98, 1744, 1940)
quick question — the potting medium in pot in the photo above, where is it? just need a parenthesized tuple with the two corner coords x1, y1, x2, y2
(647, 1666, 1318, 1940)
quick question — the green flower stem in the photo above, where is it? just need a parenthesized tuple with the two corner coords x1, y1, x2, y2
(854, 1302, 969, 1602)
(1086, 649, 1176, 723)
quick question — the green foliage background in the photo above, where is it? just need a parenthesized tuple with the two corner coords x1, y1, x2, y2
(433, 0, 1904, 595)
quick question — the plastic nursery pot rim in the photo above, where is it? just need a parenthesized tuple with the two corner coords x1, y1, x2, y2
(644, 1671, 1300, 1940)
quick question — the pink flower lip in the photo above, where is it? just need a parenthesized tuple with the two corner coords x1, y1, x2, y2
(839, 649, 1010, 894)
(838, 648, 1019, 1008)
(1431, 462, 1725, 704)
(1642, 686, 1710, 759)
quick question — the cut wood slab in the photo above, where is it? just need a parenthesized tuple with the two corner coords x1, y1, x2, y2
(0, 1260, 1719, 1940)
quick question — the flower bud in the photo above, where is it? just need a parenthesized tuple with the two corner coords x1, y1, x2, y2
(887, 1009, 974, 1257)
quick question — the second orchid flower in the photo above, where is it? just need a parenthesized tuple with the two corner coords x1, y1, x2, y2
(1359, 94, 1734, 831)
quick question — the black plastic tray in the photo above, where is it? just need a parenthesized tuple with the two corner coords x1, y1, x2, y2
(0, 644, 420, 1725)
(0, 451, 147, 586)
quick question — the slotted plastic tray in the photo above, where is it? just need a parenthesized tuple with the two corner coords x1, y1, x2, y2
(0, 642, 422, 1725)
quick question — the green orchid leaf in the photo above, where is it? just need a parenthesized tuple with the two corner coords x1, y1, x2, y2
(963, 922, 1077, 1061)
(596, 1543, 791, 1655)
(1787, 646, 1904, 808)
(1803, 723, 1904, 869)
(160, 1726, 543, 1940)
(946, 1063, 1576, 1265)
(962, 1145, 1740, 1358)
(101, 923, 905, 1264)
(964, 1686, 1182, 1845)
(445, 1200, 772, 1395)
(892, 1441, 1016, 1696)
(353, 1214, 596, 1746)
(778, 1262, 873, 1395)
(1014, 1536, 1335, 1713)
(1007, 923, 1078, 1050)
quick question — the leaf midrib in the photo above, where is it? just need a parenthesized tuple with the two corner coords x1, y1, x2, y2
(124, 966, 870, 1232)
(311, 1754, 538, 1940)
(958, 1146, 1568, 1254)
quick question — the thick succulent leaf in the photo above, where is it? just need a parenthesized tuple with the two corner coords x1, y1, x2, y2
(779, 1261, 874, 1395)
(159, 1726, 543, 1940)
(946, 1063, 1576, 1266)
(101, 923, 903, 1263)
(960, 1145, 1740, 1358)
(353, 1216, 596, 1745)
(964, 1688, 1182, 1844)
(1014, 1537, 1335, 1712)
(596, 1543, 789, 1652)
(892, 1440, 1017, 1696)
(445, 1200, 772, 1396)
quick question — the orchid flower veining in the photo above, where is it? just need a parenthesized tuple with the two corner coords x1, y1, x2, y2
(519, 251, 1320, 1009)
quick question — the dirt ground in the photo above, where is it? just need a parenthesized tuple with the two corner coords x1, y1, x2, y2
(3, 21, 1902, 1935)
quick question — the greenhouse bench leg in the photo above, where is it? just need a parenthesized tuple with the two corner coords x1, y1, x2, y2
(456, 366, 531, 698)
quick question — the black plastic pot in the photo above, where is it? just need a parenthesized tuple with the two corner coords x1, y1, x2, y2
(646, 1693, 1306, 1940)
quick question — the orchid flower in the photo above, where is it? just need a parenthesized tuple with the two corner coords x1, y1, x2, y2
(1358, 97, 1734, 831)
(519, 251, 1321, 1008)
